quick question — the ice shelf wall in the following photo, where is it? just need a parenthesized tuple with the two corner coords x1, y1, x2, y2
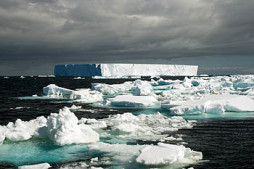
(54, 64, 198, 77)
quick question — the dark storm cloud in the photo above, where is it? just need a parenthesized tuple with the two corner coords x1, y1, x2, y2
(0, 0, 254, 75)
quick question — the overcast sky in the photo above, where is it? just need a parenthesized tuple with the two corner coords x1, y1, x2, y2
(0, 0, 254, 75)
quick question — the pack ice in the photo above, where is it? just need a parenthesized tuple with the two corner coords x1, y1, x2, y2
(107, 95, 160, 108)
(165, 94, 254, 114)
(0, 107, 99, 146)
(92, 79, 152, 96)
(99, 112, 195, 140)
(136, 143, 202, 165)
(88, 142, 202, 167)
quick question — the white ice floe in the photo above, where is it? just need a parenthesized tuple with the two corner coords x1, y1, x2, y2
(88, 142, 144, 162)
(59, 162, 89, 169)
(167, 94, 254, 115)
(0, 126, 7, 145)
(46, 107, 99, 146)
(107, 95, 160, 108)
(79, 118, 107, 129)
(131, 80, 152, 96)
(154, 75, 254, 103)
(43, 84, 103, 103)
(68, 105, 82, 110)
(92, 79, 153, 96)
(88, 142, 202, 167)
(4, 116, 47, 142)
(160, 135, 183, 142)
(136, 142, 202, 166)
(233, 76, 254, 89)
(0, 107, 99, 146)
(92, 81, 133, 95)
(18, 163, 51, 169)
(101, 112, 195, 140)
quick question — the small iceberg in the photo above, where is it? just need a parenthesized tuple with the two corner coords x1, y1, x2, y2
(88, 142, 202, 168)
(43, 84, 103, 103)
(106, 95, 161, 108)
(165, 94, 254, 114)
(136, 143, 202, 166)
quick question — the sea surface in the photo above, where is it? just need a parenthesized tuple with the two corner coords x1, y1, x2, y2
(0, 76, 254, 169)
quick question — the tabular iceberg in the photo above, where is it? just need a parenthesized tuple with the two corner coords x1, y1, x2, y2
(54, 64, 198, 77)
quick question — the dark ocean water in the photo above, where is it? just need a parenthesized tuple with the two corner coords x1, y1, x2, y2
(0, 76, 254, 169)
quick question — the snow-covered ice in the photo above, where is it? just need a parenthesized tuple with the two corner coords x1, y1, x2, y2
(18, 163, 51, 169)
(88, 142, 202, 167)
(5, 74, 254, 168)
(43, 84, 103, 103)
(4, 116, 47, 142)
(131, 80, 153, 96)
(88, 142, 144, 162)
(92, 79, 153, 96)
(167, 94, 254, 115)
(68, 105, 82, 111)
(54, 64, 198, 77)
(46, 107, 99, 145)
(0, 107, 99, 146)
(92, 81, 133, 96)
(100, 112, 195, 140)
(136, 143, 202, 166)
(107, 95, 160, 108)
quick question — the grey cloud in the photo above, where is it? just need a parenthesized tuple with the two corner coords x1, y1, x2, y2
(0, 0, 254, 75)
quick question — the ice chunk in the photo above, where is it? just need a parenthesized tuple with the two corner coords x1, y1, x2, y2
(58, 162, 89, 169)
(43, 84, 73, 97)
(46, 107, 99, 146)
(5, 116, 47, 142)
(68, 105, 82, 111)
(233, 78, 254, 89)
(18, 163, 51, 169)
(103, 112, 195, 141)
(167, 94, 254, 114)
(92, 79, 153, 96)
(55, 64, 198, 77)
(88, 142, 144, 162)
(136, 143, 202, 166)
(132, 80, 152, 96)
(0, 126, 7, 145)
(79, 118, 107, 129)
(152, 78, 177, 86)
(112, 123, 146, 135)
(0, 108, 99, 146)
(92, 82, 133, 95)
(5, 130, 31, 142)
(107, 95, 160, 108)
(43, 84, 103, 103)
(89, 142, 202, 168)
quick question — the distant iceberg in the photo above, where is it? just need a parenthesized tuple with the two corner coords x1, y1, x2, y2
(54, 64, 198, 77)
